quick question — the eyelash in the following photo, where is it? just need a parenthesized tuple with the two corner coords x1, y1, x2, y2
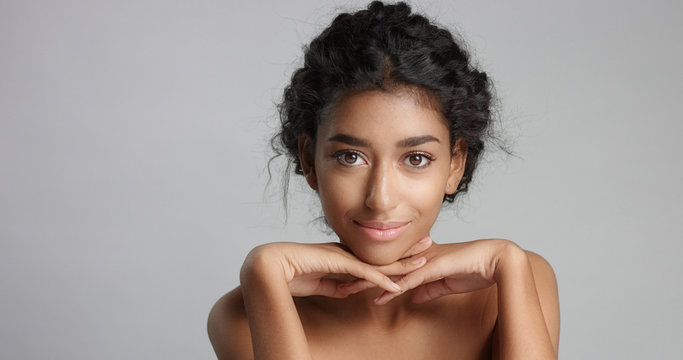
(331, 150, 434, 169)
(332, 150, 367, 167)
(403, 152, 434, 169)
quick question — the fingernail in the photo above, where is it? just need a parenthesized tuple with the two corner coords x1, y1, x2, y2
(412, 257, 426, 265)
(391, 282, 401, 291)
(419, 237, 430, 243)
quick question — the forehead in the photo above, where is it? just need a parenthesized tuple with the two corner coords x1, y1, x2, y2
(318, 89, 450, 142)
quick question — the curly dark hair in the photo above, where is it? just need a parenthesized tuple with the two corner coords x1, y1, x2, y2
(272, 1, 495, 203)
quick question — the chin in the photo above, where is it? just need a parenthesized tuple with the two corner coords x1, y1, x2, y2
(348, 247, 402, 266)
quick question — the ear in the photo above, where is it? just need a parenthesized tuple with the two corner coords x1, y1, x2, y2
(445, 138, 467, 195)
(298, 133, 318, 191)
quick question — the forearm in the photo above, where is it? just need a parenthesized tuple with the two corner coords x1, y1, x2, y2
(240, 248, 312, 360)
(494, 243, 557, 359)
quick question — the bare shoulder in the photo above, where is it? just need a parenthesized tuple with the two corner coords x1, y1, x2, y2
(207, 286, 253, 360)
(523, 249, 559, 304)
(523, 249, 561, 350)
(523, 250, 556, 282)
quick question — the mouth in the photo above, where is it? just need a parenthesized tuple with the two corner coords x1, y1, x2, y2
(353, 220, 411, 242)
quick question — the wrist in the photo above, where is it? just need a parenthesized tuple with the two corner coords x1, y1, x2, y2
(492, 240, 529, 283)
(240, 244, 288, 289)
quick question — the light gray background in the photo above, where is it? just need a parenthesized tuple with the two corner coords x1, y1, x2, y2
(1, 0, 681, 358)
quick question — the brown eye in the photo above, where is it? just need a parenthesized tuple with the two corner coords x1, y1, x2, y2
(403, 153, 432, 168)
(408, 154, 423, 166)
(334, 151, 367, 166)
(344, 153, 358, 164)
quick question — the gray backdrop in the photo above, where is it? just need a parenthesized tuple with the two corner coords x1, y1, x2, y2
(1, 0, 681, 358)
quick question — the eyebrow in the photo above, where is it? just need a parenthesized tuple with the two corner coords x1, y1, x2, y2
(396, 135, 440, 147)
(327, 134, 440, 147)
(327, 134, 370, 147)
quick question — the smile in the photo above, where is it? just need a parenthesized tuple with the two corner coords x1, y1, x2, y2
(354, 220, 411, 242)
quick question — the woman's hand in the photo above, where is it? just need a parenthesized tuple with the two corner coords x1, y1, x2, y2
(365, 237, 560, 358)
(369, 238, 517, 304)
(240, 238, 432, 299)
(237, 238, 433, 360)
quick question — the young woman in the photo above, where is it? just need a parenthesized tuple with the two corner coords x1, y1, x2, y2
(208, 2, 560, 359)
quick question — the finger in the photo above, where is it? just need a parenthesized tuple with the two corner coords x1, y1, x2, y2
(410, 280, 453, 304)
(374, 264, 440, 305)
(337, 279, 376, 294)
(398, 236, 432, 259)
(310, 278, 352, 298)
(374, 256, 427, 276)
(338, 259, 402, 294)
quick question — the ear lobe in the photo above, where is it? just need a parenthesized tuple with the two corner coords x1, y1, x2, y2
(445, 138, 468, 195)
(298, 133, 318, 191)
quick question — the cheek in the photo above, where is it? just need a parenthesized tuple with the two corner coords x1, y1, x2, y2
(404, 173, 448, 217)
(408, 169, 448, 197)
(316, 172, 361, 221)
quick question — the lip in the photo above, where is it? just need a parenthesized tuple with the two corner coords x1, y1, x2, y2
(354, 220, 411, 242)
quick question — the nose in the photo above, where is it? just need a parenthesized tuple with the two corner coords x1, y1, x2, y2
(364, 162, 399, 211)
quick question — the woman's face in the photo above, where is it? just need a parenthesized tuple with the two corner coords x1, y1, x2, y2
(301, 89, 466, 265)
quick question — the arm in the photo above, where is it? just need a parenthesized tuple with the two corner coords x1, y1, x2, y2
(209, 240, 431, 360)
(207, 288, 253, 360)
(239, 246, 313, 360)
(207, 262, 311, 360)
(370, 239, 559, 360)
(492, 245, 560, 359)
(207, 246, 325, 360)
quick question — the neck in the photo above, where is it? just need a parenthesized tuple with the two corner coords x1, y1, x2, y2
(307, 284, 418, 329)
